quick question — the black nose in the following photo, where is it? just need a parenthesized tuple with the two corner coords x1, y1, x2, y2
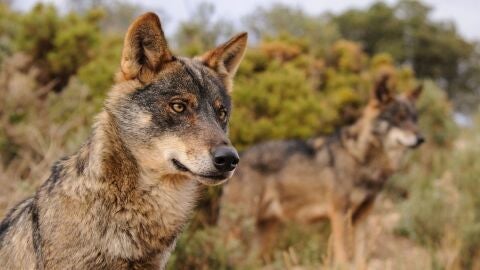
(415, 135, 425, 147)
(212, 146, 239, 172)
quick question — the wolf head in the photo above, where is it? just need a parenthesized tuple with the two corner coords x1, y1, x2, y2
(358, 75, 424, 167)
(105, 13, 247, 185)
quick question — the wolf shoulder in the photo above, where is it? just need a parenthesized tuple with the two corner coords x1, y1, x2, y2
(0, 197, 36, 269)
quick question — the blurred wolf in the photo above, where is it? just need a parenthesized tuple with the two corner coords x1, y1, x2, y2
(219, 76, 424, 264)
(0, 12, 247, 269)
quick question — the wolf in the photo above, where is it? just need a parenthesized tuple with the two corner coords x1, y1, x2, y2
(219, 76, 424, 265)
(0, 12, 247, 269)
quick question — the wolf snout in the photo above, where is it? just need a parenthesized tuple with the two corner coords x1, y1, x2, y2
(212, 146, 239, 172)
(413, 135, 425, 148)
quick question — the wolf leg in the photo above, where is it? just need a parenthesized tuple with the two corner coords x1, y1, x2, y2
(352, 199, 375, 270)
(353, 221, 368, 270)
(253, 219, 281, 263)
(330, 210, 349, 264)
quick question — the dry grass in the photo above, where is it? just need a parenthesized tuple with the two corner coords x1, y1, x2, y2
(0, 54, 100, 216)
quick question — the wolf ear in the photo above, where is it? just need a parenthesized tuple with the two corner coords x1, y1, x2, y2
(408, 84, 423, 102)
(372, 75, 392, 104)
(120, 12, 173, 83)
(199, 32, 248, 91)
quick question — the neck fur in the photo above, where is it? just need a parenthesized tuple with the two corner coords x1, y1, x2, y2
(341, 116, 381, 164)
(76, 110, 140, 194)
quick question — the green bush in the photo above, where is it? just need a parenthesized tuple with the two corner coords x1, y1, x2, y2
(416, 80, 458, 147)
(14, 4, 103, 89)
(77, 35, 123, 95)
(231, 59, 334, 149)
(0, 4, 19, 63)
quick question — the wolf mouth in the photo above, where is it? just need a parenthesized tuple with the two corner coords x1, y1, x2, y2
(395, 138, 418, 149)
(172, 159, 228, 180)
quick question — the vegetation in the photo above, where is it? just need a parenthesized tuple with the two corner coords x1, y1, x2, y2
(0, 0, 479, 268)
(334, 1, 474, 88)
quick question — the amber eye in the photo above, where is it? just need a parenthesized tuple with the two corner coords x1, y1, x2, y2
(171, 102, 186, 113)
(218, 108, 228, 121)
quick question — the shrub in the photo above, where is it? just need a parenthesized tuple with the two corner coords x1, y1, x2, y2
(14, 4, 103, 90)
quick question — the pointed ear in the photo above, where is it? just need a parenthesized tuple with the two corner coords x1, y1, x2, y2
(120, 12, 173, 83)
(372, 74, 392, 104)
(198, 32, 248, 91)
(408, 84, 423, 102)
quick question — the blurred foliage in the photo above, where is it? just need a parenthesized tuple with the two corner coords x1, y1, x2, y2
(334, 0, 478, 108)
(174, 2, 234, 56)
(13, 4, 103, 90)
(0, 3, 19, 63)
(415, 80, 458, 146)
(393, 120, 480, 268)
(231, 53, 332, 149)
(65, 0, 144, 33)
(77, 35, 122, 95)
(242, 3, 340, 57)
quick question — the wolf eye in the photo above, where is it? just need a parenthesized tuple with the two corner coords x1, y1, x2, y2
(396, 113, 408, 122)
(171, 102, 186, 113)
(218, 108, 228, 121)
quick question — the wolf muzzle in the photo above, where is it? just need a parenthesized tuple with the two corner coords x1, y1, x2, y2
(412, 134, 425, 148)
(212, 145, 239, 172)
